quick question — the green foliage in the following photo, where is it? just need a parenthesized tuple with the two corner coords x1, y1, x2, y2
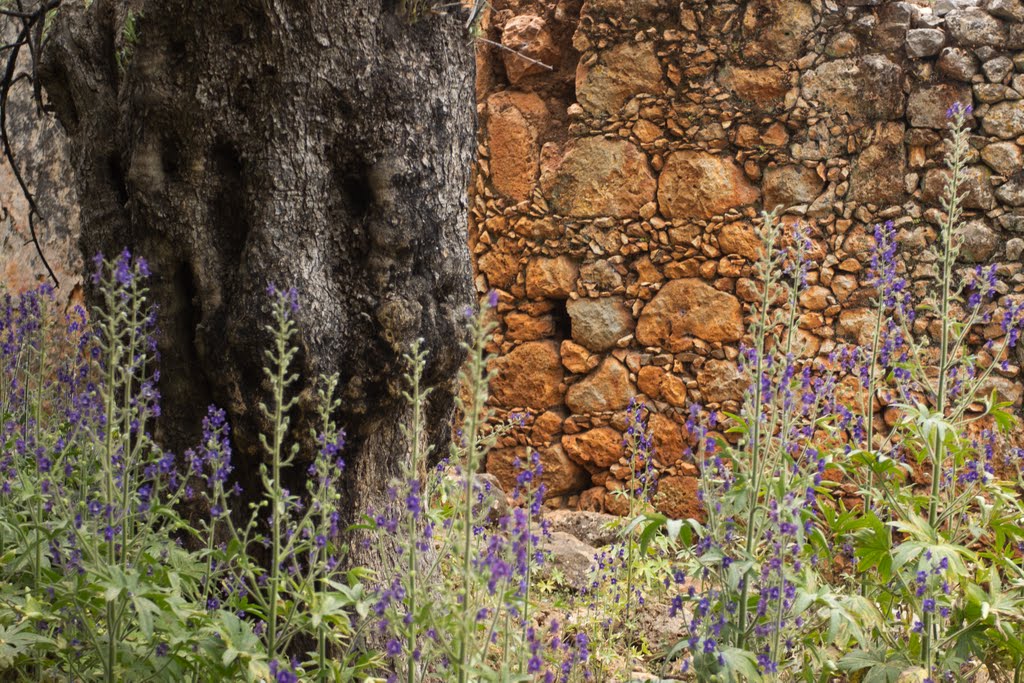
(0, 262, 373, 682)
(0, 265, 597, 682)
(399, 0, 430, 22)
(641, 103, 1024, 682)
(363, 299, 591, 682)
(116, 11, 140, 72)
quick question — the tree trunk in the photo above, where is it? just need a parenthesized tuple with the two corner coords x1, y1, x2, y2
(37, 0, 476, 543)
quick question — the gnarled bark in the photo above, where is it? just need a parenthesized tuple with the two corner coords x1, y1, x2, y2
(37, 0, 476, 537)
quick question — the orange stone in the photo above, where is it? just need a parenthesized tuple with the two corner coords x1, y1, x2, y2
(799, 285, 831, 311)
(636, 279, 745, 349)
(718, 65, 789, 111)
(837, 308, 876, 345)
(566, 296, 635, 352)
(649, 413, 685, 465)
(603, 480, 631, 516)
(575, 41, 664, 117)
(562, 426, 623, 469)
(477, 249, 520, 291)
(849, 122, 906, 205)
(532, 410, 564, 443)
(658, 151, 760, 220)
(566, 356, 635, 414)
(505, 312, 555, 341)
(578, 486, 608, 512)
(486, 444, 587, 498)
(491, 341, 564, 409)
(763, 164, 825, 211)
(525, 255, 578, 299)
(501, 15, 559, 85)
(661, 373, 689, 407)
(637, 366, 665, 399)
(654, 475, 703, 520)
(762, 122, 790, 147)
(485, 91, 549, 201)
(541, 137, 656, 218)
(697, 360, 747, 404)
(560, 339, 597, 374)
(718, 222, 763, 261)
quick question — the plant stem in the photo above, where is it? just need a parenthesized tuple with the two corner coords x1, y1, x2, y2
(923, 109, 963, 676)
(268, 328, 287, 659)
(318, 529, 328, 683)
(458, 323, 485, 683)
(102, 292, 119, 683)
(32, 332, 46, 683)
(738, 224, 776, 649)
(521, 508, 532, 674)
(458, 425, 477, 683)
(625, 446, 636, 646)
(863, 294, 885, 505)
(120, 293, 139, 572)
(407, 349, 424, 683)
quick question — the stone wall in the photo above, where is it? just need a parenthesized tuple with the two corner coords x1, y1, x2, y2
(472, 0, 1024, 516)
(5, 0, 1024, 517)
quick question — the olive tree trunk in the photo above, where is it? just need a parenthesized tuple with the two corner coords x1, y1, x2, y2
(37, 0, 476, 540)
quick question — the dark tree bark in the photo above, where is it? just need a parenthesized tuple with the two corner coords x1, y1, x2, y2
(35, 0, 476, 541)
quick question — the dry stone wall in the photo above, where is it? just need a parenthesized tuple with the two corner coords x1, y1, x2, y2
(3, 0, 1024, 519)
(472, 0, 1024, 516)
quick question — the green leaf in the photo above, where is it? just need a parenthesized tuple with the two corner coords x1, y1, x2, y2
(721, 412, 748, 435)
(792, 588, 817, 616)
(889, 511, 938, 544)
(989, 396, 1016, 432)
(721, 647, 762, 681)
(0, 622, 52, 668)
(638, 515, 665, 554)
(853, 515, 893, 580)
(665, 518, 683, 542)
(891, 541, 925, 573)
(131, 595, 159, 638)
(103, 584, 123, 603)
(624, 512, 651, 537)
(837, 648, 909, 683)
(949, 623, 992, 662)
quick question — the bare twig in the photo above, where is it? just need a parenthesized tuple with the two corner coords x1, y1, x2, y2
(475, 37, 553, 72)
(0, 9, 39, 19)
(462, 0, 486, 28)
